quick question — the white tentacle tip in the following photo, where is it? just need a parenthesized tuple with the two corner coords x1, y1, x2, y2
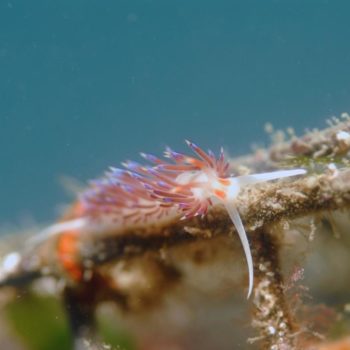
(247, 286, 253, 299)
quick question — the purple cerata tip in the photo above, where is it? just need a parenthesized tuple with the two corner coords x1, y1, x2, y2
(121, 184, 134, 193)
(109, 167, 128, 176)
(122, 160, 142, 171)
(140, 152, 160, 164)
(208, 149, 215, 158)
(129, 171, 143, 179)
(157, 181, 170, 189)
(142, 183, 153, 190)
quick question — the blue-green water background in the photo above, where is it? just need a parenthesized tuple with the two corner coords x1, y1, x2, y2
(1, 1, 350, 225)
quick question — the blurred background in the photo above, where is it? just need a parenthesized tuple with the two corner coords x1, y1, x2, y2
(1, 0, 350, 225)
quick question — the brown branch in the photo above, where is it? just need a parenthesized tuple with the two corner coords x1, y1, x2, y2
(250, 230, 297, 350)
(77, 168, 350, 266)
(269, 114, 350, 161)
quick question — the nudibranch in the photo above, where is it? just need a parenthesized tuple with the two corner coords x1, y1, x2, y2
(38, 141, 306, 298)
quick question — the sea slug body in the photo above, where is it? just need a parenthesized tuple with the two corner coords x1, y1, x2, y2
(39, 141, 307, 298)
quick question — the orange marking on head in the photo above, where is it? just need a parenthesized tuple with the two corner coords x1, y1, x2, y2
(214, 189, 227, 200)
(57, 230, 82, 281)
(219, 178, 230, 186)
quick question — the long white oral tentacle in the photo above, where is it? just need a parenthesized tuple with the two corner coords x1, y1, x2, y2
(224, 202, 253, 299)
(237, 168, 306, 186)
